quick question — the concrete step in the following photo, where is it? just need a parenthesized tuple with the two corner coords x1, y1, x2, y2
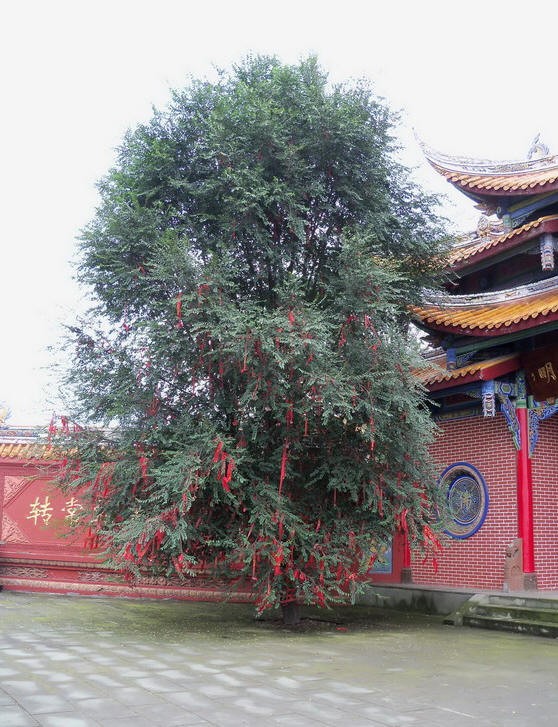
(470, 603, 558, 624)
(484, 594, 558, 610)
(462, 613, 558, 638)
(446, 593, 558, 638)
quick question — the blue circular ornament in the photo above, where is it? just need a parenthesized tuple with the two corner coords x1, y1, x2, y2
(439, 462, 489, 539)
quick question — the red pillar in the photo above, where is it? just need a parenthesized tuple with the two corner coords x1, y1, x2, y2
(516, 406, 536, 585)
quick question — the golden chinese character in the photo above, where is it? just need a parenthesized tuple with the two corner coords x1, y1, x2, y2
(26, 496, 53, 526)
(538, 361, 557, 383)
(61, 497, 83, 524)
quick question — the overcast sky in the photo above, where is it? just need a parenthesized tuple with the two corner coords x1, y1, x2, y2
(3, 0, 558, 424)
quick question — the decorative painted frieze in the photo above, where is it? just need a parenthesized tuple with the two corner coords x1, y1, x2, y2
(540, 233, 555, 271)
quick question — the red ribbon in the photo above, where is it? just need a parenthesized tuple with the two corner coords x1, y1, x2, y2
(278, 440, 288, 496)
(176, 292, 183, 328)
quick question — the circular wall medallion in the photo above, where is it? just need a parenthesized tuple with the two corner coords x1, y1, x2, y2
(439, 462, 489, 539)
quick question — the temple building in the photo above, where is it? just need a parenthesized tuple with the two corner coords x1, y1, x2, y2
(407, 137, 558, 592)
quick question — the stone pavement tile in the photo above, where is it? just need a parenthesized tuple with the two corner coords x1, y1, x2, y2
(134, 675, 187, 692)
(347, 704, 423, 726)
(135, 658, 170, 669)
(70, 697, 132, 718)
(157, 651, 197, 664)
(3, 649, 34, 658)
(2, 680, 47, 696)
(67, 662, 104, 675)
(95, 718, 172, 727)
(33, 670, 74, 684)
(84, 674, 125, 689)
(304, 688, 368, 709)
(35, 714, 101, 727)
(393, 710, 476, 727)
(17, 694, 75, 715)
(1, 689, 17, 705)
(16, 659, 47, 670)
(294, 700, 359, 723)
(322, 680, 378, 696)
(272, 675, 302, 690)
(0, 639, 18, 649)
(86, 655, 118, 666)
(135, 701, 212, 725)
(212, 672, 248, 687)
(114, 686, 167, 706)
(0, 667, 23, 678)
(271, 715, 330, 726)
(54, 684, 105, 701)
(41, 650, 77, 663)
(110, 647, 133, 661)
(164, 690, 216, 710)
(157, 668, 197, 682)
(230, 696, 279, 717)
(206, 708, 286, 727)
(196, 683, 238, 698)
(208, 658, 237, 667)
(109, 665, 151, 678)
(187, 663, 220, 674)
(228, 665, 263, 677)
(0, 706, 40, 727)
(244, 685, 300, 703)
(66, 645, 97, 655)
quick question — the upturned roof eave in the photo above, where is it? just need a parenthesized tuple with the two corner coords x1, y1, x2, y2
(412, 307, 558, 338)
(424, 354, 521, 392)
(450, 215, 558, 271)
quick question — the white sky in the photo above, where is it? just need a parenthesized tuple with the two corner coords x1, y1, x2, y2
(3, 0, 558, 424)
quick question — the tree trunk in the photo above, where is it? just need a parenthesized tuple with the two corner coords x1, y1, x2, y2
(281, 600, 301, 626)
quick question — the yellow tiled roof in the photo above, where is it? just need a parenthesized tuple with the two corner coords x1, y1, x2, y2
(0, 442, 52, 460)
(417, 353, 519, 387)
(449, 215, 558, 267)
(433, 163, 558, 195)
(412, 285, 558, 335)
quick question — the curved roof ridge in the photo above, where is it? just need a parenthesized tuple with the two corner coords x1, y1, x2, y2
(416, 135, 558, 176)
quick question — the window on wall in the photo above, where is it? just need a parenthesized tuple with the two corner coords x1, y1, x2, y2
(439, 462, 489, 539)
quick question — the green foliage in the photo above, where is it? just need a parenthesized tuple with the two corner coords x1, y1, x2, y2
(56, 56, 447, 613)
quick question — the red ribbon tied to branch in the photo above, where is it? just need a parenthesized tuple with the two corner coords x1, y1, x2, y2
(176, 292, 183, 328)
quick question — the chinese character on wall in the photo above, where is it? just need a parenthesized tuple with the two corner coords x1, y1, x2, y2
(26, 496, 54, 526)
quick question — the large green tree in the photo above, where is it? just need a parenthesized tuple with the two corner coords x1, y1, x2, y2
(56, 56, 446, 623)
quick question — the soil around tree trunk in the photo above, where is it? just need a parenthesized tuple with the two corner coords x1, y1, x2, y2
(281, 600, 301, 626)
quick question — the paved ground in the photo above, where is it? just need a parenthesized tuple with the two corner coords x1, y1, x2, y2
(0, 591, 557, 726)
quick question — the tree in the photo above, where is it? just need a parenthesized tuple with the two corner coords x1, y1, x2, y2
(55, 56, 446, 624)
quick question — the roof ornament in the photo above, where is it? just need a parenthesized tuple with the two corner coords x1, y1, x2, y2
(0, 403, 11, 427)
(476, 215, 504, 240)
(528, 134, 550, 161)
(477, 215, 490, 238)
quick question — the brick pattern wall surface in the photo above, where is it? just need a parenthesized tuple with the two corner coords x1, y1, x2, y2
(412, 415, 517, 590)
(531, 416, 558, 590)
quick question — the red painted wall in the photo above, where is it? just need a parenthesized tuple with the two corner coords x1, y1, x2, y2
(412, 415, 517, 590)
(0, 458, 252, 601)
(412, 413, 558, 591)
(531, 417, 558, 590)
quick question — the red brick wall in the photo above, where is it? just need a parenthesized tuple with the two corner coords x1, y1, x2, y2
(412, 415, 517, 590)
(531, 416, 558, 590)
